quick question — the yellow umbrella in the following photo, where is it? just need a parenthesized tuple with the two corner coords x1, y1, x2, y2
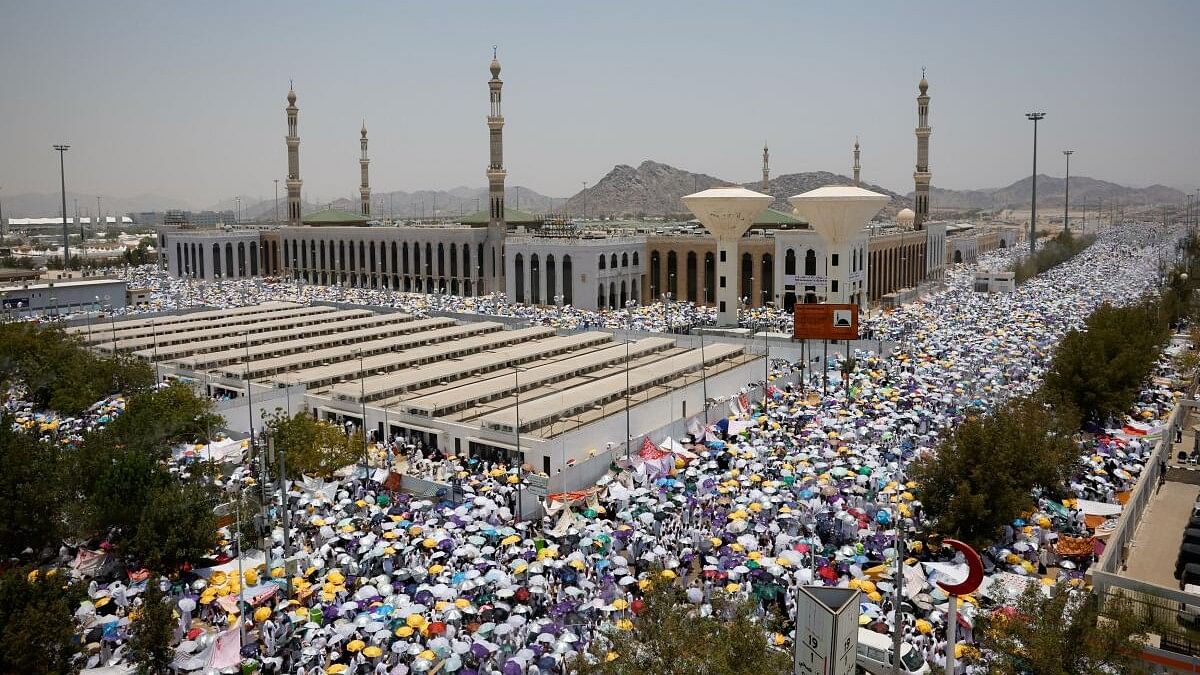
(406, 614, 426, 628)
(346, 639, 366, 653)
(395, 626, 414, 638)
(363, 646, 383, 658)
(659, 569, 677, 580)
(612, 598, 629, 610)
(915, 619, 932, 634)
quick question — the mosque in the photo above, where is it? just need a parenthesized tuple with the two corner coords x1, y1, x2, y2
(158, 58, 1017, 311)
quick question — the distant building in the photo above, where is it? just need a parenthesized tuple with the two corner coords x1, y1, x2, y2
(505, 228, 644, 310)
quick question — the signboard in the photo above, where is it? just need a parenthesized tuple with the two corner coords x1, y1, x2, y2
(784, 274, 828, 287)
(525, 474, 548, 497)
(793, 586, 860, 675)
(793, 303, 859, 340)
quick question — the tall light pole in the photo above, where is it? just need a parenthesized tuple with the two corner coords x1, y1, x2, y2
(1062, 150, 1073, 234)
(54, 144, 71, 267)
(1025, 113, 1045, 251)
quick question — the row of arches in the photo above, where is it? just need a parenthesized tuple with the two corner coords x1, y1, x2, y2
(282, 237, 496, 295)
(174, 240, 259, 280)
(646, 249, 774, 307)
(597, 251, 638, 270)
(513, 253, 574, 306)
(868, 242, 926, 302)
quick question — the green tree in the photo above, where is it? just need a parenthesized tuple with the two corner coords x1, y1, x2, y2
(1043, 301, 1168, 422)
(127, 482, 219, 572)
(100, 382, 223, 458)
(911, 395, 1080, 548)
(573, 582, 792, 675)
(129, 585, 177, 675)
(0, 568, 84, 674)
(268, 412, 363, 478)
(0, 417, 69, 558)
(976, 582, 1152, 675)
(0, 321, 152, 415)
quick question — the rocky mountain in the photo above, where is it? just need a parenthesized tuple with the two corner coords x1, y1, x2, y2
(753, 172, 909, 215)
(563, 161, 727, 217)
(921, 175, 1185, 211)
(1, 191, 188, 219)
(230, 185, 562, 221)
(562, 160, 910, 218)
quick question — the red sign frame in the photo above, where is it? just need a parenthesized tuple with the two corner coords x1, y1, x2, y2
(792, 303, 859, 340)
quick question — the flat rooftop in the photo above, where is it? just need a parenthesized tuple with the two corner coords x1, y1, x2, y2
(120, 302, 753, 442)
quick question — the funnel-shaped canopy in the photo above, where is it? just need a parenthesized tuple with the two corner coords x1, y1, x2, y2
(682, 187, 774, 241)
(788, 186, 888, 246)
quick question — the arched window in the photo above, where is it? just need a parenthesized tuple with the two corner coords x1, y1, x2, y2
(514, 253, 525, 303)
(703, 252, 715, 304)
(620, 280, 627, 307)
(631, 278, 638, 304)
(610, 253, 618, 269)
(785, 248, 796, 277)
(226, 242, 234, 276)
(462, 244, 470, 286)
(477, 243, 484, 278)
(425, 242, 432, 276)
(391, 242, 398, 274)
(686, 251, 698, 303)
(238, 242, 247, 276)
(437, 242, 445, 279)
(666, 251, 677, 296)
(649, 251, 660, 298)
(740, 253, 753, 304)
(402, 242, 409, 274)
(175, 242, 182, 276)
(213, 243, 222, 276)
(632, 251, 639, 266)
(609, 281, 617, 310)
(621, 252, 628, 267)
(198, 245, 205, 279)
(598, 254, 606, 270)
(804, 249, 817, 276)
(761, 254, 773, 304)
(597, 282, 605, 309)
(250, 242, 259, 275)
(562, 255, 573, 305)
(546, 254, 556, 301)
(359, 242, 367, 273)
(450, 243, 458, 278)
(530, 253, 541, 304)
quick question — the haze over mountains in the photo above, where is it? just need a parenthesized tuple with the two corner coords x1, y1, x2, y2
(3, 162, 1185, 220)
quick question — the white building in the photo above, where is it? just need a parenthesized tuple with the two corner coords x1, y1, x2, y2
(505, 233, 645, 310)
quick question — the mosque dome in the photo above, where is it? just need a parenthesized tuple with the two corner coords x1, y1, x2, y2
(897, 208, 916, 227)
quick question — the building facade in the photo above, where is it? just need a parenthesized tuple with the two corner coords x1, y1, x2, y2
(160, 229, 263, 280)
(505, 234, 644, 310)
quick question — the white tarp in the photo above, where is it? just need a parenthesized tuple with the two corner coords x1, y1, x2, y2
(1075, 499, 1123, 517)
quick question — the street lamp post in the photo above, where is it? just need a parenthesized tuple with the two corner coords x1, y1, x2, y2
(54, 144, 71, 268)
(1062, 150, 1073, 234)
(1025, 112, 1045, 251)
(624, 300, 638, 452)
(356, 349, 369, 474)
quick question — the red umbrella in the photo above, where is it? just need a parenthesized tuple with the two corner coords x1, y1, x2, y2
(515, 587, 530, 603)
(817, 566, 838, 582)
(428, 621, 447, 636)
(631, 599, 646, 615)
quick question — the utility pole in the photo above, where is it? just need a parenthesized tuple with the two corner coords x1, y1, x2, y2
(1025, 113, 1045, 251)
(1062, 150, 1073, 234)
(54, 144, 71, 267)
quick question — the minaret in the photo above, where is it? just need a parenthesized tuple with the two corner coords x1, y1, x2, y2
(285, 82, 302, 226)
(852, 137, 861, 186)
(913, 70, 932, 230)
(761, 143, 770, 193)
(359, 121, 371, 217)
(485, 47, 507, 294)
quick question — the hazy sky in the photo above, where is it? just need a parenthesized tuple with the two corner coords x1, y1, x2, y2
(2, 0, 1198, 208)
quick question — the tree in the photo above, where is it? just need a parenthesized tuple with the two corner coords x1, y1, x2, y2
(100, 382, 223, 459)
(911, 395, 1080, 548)
(0, 321, 152, 416)
(573, 582, 792, 675)
(129, 585, 177, 675)
(0, 417, 69, 558)
(1043, 301, 1168, 423)
(975, 582, 1151, 675)
(127, 482, 219, 572)
(268, 412, 363, 478)
(0, 569, 84, 674)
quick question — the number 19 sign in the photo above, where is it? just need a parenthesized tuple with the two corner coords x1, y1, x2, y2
(793, 586, 860, 675)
